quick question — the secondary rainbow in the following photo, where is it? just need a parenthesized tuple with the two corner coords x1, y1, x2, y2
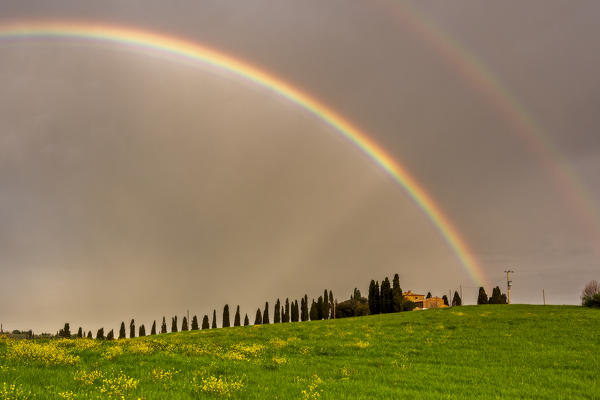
(382, 1, 600, 244)
(0, 20, 487, 286)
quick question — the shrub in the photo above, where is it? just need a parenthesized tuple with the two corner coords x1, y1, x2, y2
(582, 280, 600, 308)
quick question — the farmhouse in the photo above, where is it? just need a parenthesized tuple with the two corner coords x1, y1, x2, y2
(403, 291, 425, 308)
(403, 291, 448, 309)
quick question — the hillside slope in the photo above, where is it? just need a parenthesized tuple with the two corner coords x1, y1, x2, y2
(1, 305, 598, 399)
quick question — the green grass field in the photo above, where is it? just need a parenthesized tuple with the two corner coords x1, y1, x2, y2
(1, 305, 598, 399)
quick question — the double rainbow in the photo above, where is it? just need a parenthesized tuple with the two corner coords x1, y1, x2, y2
(0, 21, 487, 286)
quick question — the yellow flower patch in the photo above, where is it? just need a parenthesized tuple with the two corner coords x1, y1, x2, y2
(6, 340, 79, 365)
(0, 382, 31, 400)
(193, 375, 244, 397)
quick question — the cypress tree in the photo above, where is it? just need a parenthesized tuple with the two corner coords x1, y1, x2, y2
(254, 308, 262, 325)
(244, 314, 249, 326)
(329, 290, 334, 318)
(191, 315, 199, 330)
(130, 319, 135, 338)
(77, 327, 83, 338)
(291, 300, 299, 322)
(452, 291, 462, 306)
(202, 315, 210, 329)
(374, 281, 381, 314)
(381, 278, 393, 313)
(86, 331, 92, 339)
(223, 305, 230, 328)
(426, 292, 432, 299)
(368, 280, 376, 314)
(119, 322, 126, 339)
(171, 316, 178, 333)
(302, 295, 309, 321)
(310, 299, 318, 320)
(106, 329, 114, 340)
(96, 328, 104, 340)
(182, 316, 189, 331)
(263, 302, 270, 324)
(284, 298, 290, 323)
(316, 296, 324, 319)
(442, 295, 449, 306)
(151, 321, 157, 335)
(234, 306, 241, 327)
(488, 286, 507, 304)
(392, 274, 403, 312)
(274, 299, 281, 323)
(161, 317, 167, 334)
(62, 323, 71, 339)
(281, 306, 284, 322)
(477, 287, 489, 305)
(211, 310, 217, 329)
(139, 325, 146, 337)
(323, 290, 329, 319)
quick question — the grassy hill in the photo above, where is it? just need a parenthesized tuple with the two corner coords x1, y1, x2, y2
(1, 305, 598, 399)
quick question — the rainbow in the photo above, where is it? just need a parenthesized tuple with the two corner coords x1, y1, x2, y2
(385, 2, 600, 244)
(0, 20, 487, 286)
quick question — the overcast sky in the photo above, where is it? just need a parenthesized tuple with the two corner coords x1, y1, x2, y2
(1, 0, 599, 333)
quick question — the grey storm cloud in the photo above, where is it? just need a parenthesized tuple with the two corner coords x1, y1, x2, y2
(0, 0, 599, 333)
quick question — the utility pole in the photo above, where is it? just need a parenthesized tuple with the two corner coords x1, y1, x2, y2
(504, 270, 514, 304)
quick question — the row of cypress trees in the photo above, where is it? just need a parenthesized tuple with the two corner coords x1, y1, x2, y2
(61, 289, 336, 339)
(59, 274, 468, 339)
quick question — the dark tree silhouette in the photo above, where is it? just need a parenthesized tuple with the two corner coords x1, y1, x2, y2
(171, 316, 178, 333)
(452, 291, 462, 306)
(316, 296, 324, 320)
(234, 306, 241, 327)
(181, 316, 189, 331)
(477, 287, 489, 305)
(222, 305, 230, 328)
(119, 322, 126, 339)
(374, 281, 381, 314)
(309, 299, 318, 321)
(262, 302, 270, 324)
(274, 299, 281, 323)
(254, 308, 262, 325)
(130, 319, 136, 338)
(426, 292, 432, 299)
(301, 295, 309, 321)
(106, 329, 114, 340)
(284, 298, 290, 323)
(161, 317, 167, 334)
(191, 315, 199, 330)
(322, 290, 329, 319)
(442, 295, 449, 306)
(212, 310, 217, 329)
(392, 274, 403, 312)
(381, 278, 393, 313)
(139, 325, 146, 337)
(244, 314, 250, 326)
(329, 290, 335, 319)
(60, 323, 71, 339)
(202, 315, 210, 329)
(77, 327, 83, 338)
(96, 328, 104, 340)
(291, 300, 299, 322)
(86, 331, 92, 339)
(151, 321, 157, 335)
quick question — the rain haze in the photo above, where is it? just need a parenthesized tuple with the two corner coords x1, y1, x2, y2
(1, 0, 599, 333)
